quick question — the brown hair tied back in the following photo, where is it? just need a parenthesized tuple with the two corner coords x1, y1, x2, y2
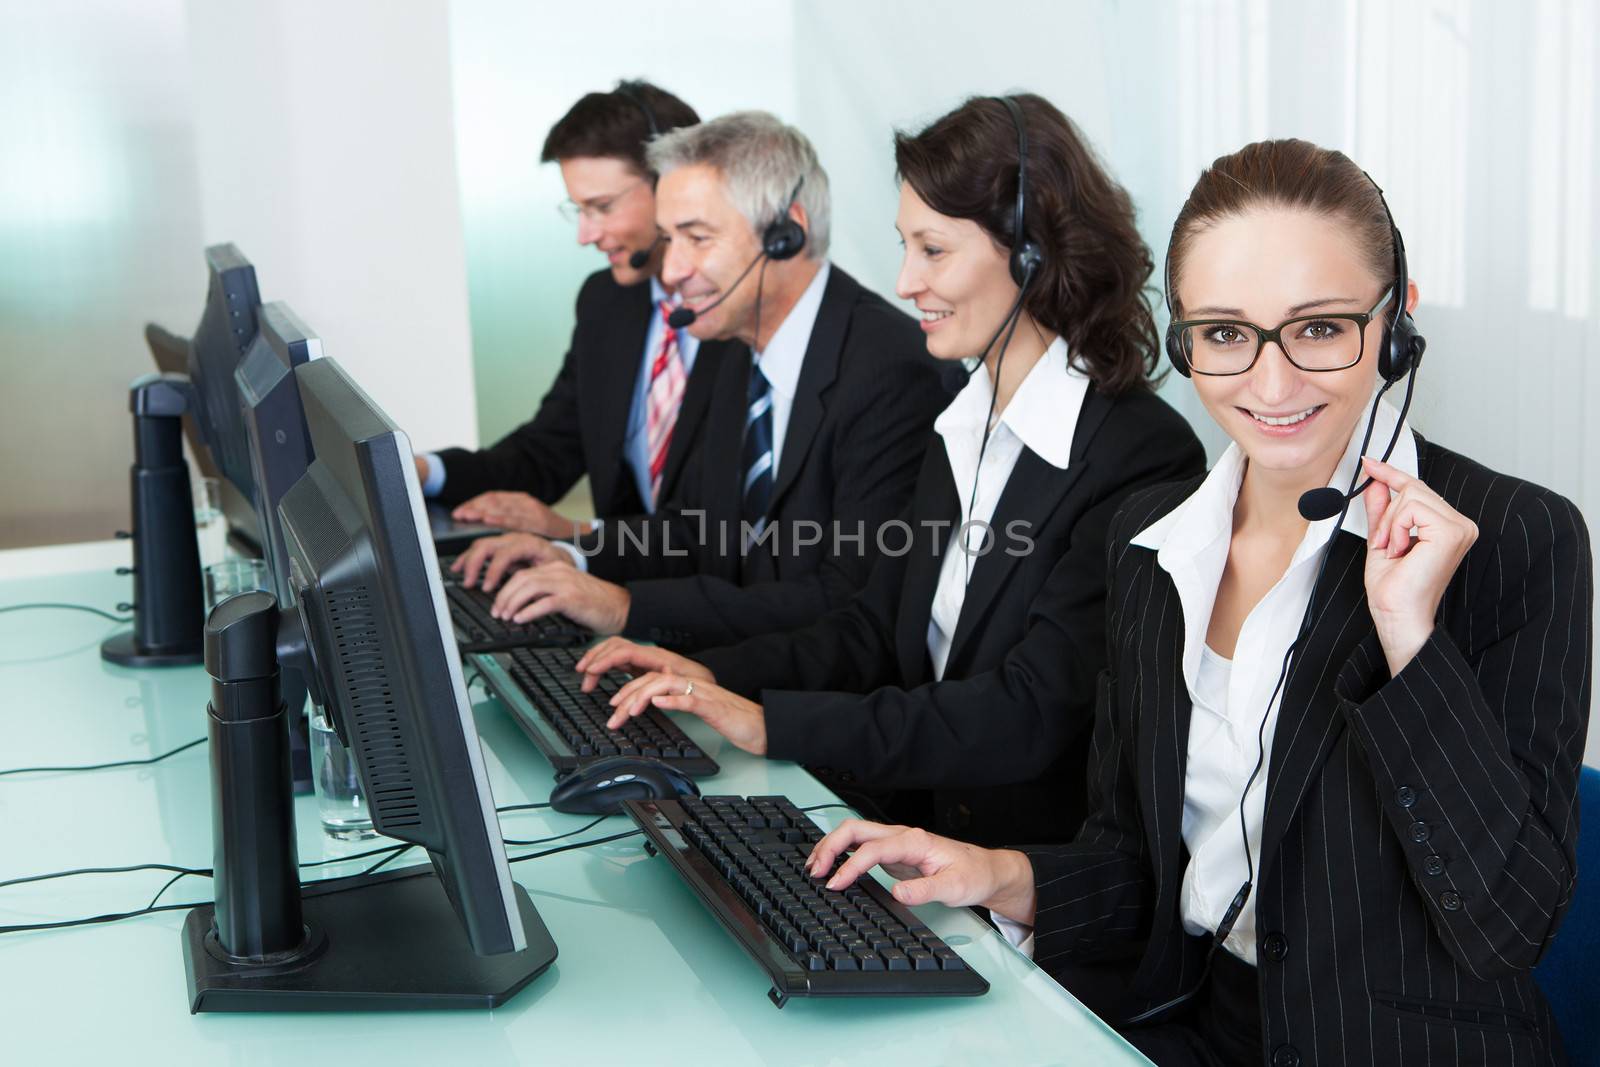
(894, 93, 1161, 395)
(1166, 138, 1397, 318)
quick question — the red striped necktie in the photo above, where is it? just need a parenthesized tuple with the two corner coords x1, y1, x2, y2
(644, 300, 688, 506)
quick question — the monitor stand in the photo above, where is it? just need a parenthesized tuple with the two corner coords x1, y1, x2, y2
(102, 374, 205, 668)
(182, 592, 557, 1013)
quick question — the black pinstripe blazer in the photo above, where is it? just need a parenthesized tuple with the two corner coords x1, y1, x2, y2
(1024, 436, 1592, 1066)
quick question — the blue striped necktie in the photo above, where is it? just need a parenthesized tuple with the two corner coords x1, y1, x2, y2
(741, 362, 774, 543)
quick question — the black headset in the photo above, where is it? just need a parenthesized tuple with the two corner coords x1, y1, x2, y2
(999, 96, 1045, 287)
(957, 96, 1045, 582)
(1162, 171, 1424, 383)
(1369, 176, 1426, 382)
(613, 79, 660, 139)
(762, 177, 808, 262)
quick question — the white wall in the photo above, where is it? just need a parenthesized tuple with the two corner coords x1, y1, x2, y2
(0, 0, 206, 547)
(183, 0, 479, 452)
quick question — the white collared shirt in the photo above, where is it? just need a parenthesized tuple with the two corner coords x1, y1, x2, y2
(1128, 394, 1419, 964)
(926, 336, 1086, 679)
(752, 261, 830, 474)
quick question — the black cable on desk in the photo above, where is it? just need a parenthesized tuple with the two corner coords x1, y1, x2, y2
(503, 813, 607, 847)
(2, 811, 630, 934)
(0, 862, 211, 892)
(798, 803, 857, 816)
(0, 602, 132, 624)
(0, 736, 208, 778)
(506, 827, 643, 864)
(497, 801, 552, 814)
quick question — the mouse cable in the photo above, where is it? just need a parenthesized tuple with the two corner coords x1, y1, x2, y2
(506, 827, 644, 864)
(362, 814, 616, 880)
(0, 736, 208, 778)
(502, 813, 608, 847)
(0, 602, 132, 624)
(797, 803, 857, 816)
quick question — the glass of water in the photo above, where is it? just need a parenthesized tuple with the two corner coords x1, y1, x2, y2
(309, 703, 376, 840)
(193, 475, 229, 569)
(203, 558, 270, 611)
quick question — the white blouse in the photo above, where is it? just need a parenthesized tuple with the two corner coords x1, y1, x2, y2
(1130, 395, 1418, 964)
(926, 336, 1086, 679)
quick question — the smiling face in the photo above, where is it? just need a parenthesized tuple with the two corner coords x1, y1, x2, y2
(1177, 208, 1391, 480)
(655, 163, 767, 342)
(893, 183, 1023, 361)
(558, 156, 660, 286)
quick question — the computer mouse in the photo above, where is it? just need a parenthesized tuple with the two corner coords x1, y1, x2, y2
(547, 756, 701, 816)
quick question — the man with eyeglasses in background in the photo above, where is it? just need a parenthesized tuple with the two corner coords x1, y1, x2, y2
(414, 80, 735, 538)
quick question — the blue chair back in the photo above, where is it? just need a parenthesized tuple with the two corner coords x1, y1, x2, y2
(1539, 764, 1600, 1066)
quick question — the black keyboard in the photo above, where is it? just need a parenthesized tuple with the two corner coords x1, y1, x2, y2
(476, 646, 719, 778)
(626, 794, 988, 1007)
(440, 568, 591, 653)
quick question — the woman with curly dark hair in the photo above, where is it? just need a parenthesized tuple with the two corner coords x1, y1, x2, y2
(574, 93, 1205, 847)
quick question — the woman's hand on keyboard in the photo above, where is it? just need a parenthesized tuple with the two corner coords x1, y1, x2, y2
(604, 672, 766, 756)
(576, 637, 714, 693)
(805, 820, 1038, 927)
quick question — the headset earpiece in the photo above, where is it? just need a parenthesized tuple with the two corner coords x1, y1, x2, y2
(1165, 325, 1190, 377)
(762, 178, 807, 262)
(763, 217, 806, 261)
(1010, 241, 1043, 289)
(1160, 236, 1190, 376)
(999, 97, 1045, 291)
(1368, 177, 1427, 383)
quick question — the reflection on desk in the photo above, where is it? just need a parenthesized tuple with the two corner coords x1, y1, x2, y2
(0, 552, 1147, 1065)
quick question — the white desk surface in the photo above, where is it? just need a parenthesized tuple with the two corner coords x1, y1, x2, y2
(0, 548, 1147, 1065)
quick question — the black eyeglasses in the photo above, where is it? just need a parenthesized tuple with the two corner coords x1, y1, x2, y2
(1171, 286, 1394, 376)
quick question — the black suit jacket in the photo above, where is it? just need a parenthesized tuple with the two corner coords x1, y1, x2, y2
(576, 265, 947, 652)
(694, 385, 1205, 846)
(1026, 438, 1591, 1065)
(434, 269, 729, 516)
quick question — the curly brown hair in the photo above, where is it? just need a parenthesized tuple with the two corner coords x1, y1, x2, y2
(894, 93, 1161, 394)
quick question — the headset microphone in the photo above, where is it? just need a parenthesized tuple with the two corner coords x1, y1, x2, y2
(666, 251, 765, 329)
(627, 233, 666, 270)
(1296, 353, 1419, 521)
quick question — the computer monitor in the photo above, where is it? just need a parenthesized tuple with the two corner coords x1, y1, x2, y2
(147, 318, 260, 553)
(187, 244, 263, 496)
(235, 302, 320, 742)
(235, 303, 319, 616)
(182, 355, 555, 1011)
